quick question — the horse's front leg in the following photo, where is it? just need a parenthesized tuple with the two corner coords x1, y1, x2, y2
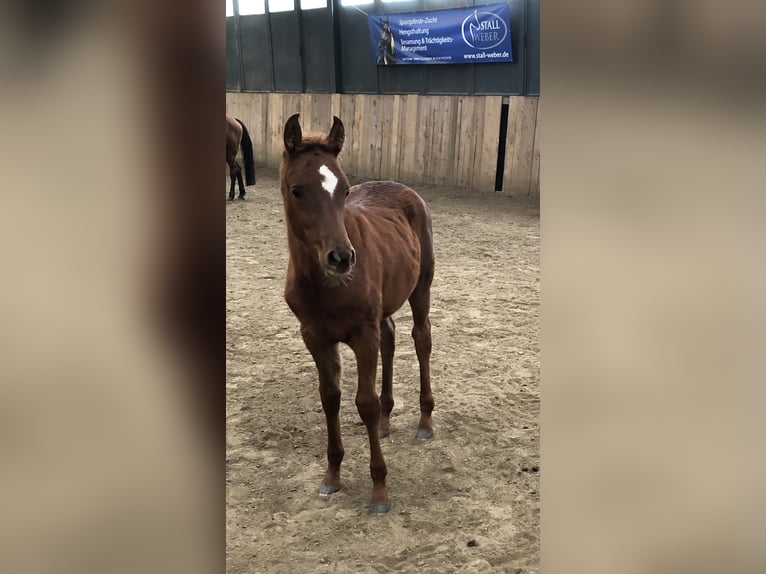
(302, 331, 344, 496)
(349, 323, 389, 513)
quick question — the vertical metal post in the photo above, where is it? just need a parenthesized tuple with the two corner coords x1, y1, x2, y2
(233, 0, 246, 91)
(374, 0, 382, 95)
(265, 0, 277, 91)
(296, 0, 307, 92)
(331, 0, 344, 93)
(522, 0, 528, 96)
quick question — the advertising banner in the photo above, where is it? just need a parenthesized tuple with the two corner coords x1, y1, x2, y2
(368, 3, 513, 65)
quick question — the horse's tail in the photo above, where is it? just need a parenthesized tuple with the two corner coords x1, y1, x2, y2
(236, 118, 256, 186)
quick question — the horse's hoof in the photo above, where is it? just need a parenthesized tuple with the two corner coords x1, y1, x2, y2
(379, 428, 390, 439)
(416, 428, 433, 441)
(368, 501, 390, 514)
(319, 483, 340, 497)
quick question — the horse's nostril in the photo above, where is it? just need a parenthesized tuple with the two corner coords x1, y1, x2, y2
(326, 248, 354, 272)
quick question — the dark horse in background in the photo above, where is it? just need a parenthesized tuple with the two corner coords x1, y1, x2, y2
(279, 113, 435, 513)
(226, 114, 255, 200)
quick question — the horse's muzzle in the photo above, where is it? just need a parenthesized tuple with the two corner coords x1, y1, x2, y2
(325, 245, 356, 275)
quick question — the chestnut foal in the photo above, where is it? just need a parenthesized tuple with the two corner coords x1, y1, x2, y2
(279, 114, 435, 514)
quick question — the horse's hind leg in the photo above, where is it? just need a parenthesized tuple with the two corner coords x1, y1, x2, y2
(302, 333, 344, 496)
(409, 273, 435, 440)
(236, 168, 246, 200)
(228, 168, 237, 201)
(379, 316, 395, 438)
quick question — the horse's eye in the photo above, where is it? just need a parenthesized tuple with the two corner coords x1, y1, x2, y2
(345, 190, 350, 197)
(291, 186, 304, 199)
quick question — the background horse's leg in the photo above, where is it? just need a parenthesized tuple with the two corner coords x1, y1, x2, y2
(350, 325, 389, 513)
(409, 279, 435, 440)
(228, 168, 237, 201)
(379, 316, 396, 438)
(302, 334, 344, 496)
(236, 167, 246, 199)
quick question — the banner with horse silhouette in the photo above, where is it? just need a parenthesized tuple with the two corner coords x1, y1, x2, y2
(368, 3, 513, 65)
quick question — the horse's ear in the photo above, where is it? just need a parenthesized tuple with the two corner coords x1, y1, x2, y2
(284, 113, 302, 153)
(327, 116, 345, 155)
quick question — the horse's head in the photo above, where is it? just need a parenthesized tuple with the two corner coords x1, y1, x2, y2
(281, 114, 356, 279)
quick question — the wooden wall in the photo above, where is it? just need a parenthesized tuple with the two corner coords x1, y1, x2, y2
(226, 92, 540, 196)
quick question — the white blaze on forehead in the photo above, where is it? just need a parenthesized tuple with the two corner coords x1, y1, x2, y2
(318, 164, 338, 197)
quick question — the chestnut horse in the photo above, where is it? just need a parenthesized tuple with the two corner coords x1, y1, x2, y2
(226, 114, 255, 200)
(279, 114, 435, 514)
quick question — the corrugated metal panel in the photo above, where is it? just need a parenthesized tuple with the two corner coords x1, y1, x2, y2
(525, 0, 540, 95)
(226, 17, 242, 91)
(339, 7, 378, 93)
(301, 8, 335, 92)
(240, 15, 274, 91)
(270, 12, 303, 92)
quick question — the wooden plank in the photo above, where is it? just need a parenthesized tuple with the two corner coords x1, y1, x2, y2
(379, 95, 395, 180)
(454, 96, 474, 189)
(466, 97, 485, 190)
(429, 96, 444, 185)
(351, 94, 366, 178)
(529, 98, 541, 196)
(283, 93, 302, 129)
(433, 96, 458, 187)
(390, 95, 405, 182)
(401, 95, 414, 184)
(338, 95, 355, 176)
(420, 96, 435, 186)
(256, 93, 268, 165)
(503, 97, 521, 193)
(355, 95, 368, 178)
(330, 93, 341, 123)
(445, 96, 459, 187)
(399, 94, 419, 184)
(369, 95, 383, 179)
(466, 96, 481, 189)
(392, 95, 405, 182)
(420, 96, 433, 185)
(226, 92, 238, 116)
(471, 96, 502, 191)
(268, 94, 283, 166)
(410, 94, 423, 186)
(360, 95, 380, 179)
(255, 94, 266, 163)
(435, 96, 450, 186)
(504, 96, 538, 195)
(309, 93, 332, 136)
(477, 96, 502, 191)
(245, 93, 264, 165)
(453, 96, 465, 187)
(249, 93, 260, 162)
(299, 94, 313, 133)
(277, 93, 301, 167)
